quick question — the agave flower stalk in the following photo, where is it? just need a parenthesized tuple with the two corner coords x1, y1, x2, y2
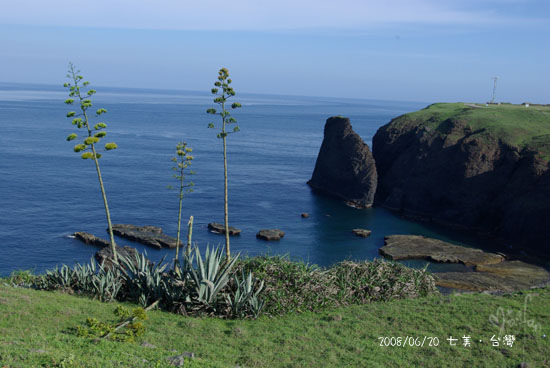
(207, 68, 242, 260)
(186, 215, 194, 258)
(168, 142, 194, 270)
(64, 63, 119, 263)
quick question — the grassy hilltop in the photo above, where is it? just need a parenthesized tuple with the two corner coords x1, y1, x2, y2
(1, 282, 549, 367)
(394, 102, 550, 160)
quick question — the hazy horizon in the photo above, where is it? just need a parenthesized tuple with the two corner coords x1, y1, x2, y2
(0, 80, 434, 105)
(1, 1, 549, 104)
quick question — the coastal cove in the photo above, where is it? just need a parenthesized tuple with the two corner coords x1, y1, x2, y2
(0, 83, 522, 276)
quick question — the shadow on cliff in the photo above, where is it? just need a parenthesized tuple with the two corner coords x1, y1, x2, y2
(373, 116, 550, 260)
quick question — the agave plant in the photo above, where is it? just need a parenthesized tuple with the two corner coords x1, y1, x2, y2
(92, 265, 123, 302)
(227, 271, 265, 318)
(71, 259, 96, 292)
(158, 277, 190, 313)
(118, 252, 168, 306)
(186, 245, 238, 305)
(44, 264, 74, 289)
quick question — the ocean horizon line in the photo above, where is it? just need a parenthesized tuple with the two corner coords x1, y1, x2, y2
(0, 80, 429, 106)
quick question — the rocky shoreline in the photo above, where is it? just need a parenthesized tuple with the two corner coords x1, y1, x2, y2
(309, 106, 550, 258)
(305, 107, 550, 292)
(380, 235, 550, 292)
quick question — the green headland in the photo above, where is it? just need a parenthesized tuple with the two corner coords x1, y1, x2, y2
(393, 102, 550, 160)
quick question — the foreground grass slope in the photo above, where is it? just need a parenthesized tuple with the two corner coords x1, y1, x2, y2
(1, 284, 549, 367)
(395, 102, 550, 160)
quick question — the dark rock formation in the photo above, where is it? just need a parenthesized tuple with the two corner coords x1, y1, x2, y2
(352, 229, 372, 238)
(111, 224, 178, 249)
(208, 222, 241, 236)
(373, 107, 550, 256)
(72, 231, 140, 269)
(435, 259, 550, 292)
(379, 235, 549, 292)
(380, 235, 504, 266)
(256, 229, 285, 241)
(308, 116, 377, 208)
(74, 232, 110, 247)
(434, 270, 548, 292)
(95, 245, 139, 269)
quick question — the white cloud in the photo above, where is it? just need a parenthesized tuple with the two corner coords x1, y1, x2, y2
(0, 0, 542, 30)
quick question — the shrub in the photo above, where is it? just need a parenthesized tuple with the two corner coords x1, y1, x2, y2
(2, 270, 38, 287)
(236, 256, 438, 316)
(32, 253, 437, 319)
(76, 305, 149, 342)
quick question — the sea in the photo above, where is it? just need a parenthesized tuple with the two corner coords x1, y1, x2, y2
(0, 82, 485, 276)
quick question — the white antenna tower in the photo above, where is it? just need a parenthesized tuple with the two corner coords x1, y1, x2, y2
(491, 76, 500, 103)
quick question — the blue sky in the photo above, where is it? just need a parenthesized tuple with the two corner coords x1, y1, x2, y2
(0, 0, 549, 103)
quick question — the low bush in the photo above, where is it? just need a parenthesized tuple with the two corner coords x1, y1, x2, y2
(236, 256, 437, 316)
(2, 269, 39, 287)
(27, 250, 438, 319)
(76, 305, 149, 342)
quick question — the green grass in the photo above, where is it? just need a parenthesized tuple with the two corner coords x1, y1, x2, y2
(1, 283, 549, 367)
(393, 103, 550, 160)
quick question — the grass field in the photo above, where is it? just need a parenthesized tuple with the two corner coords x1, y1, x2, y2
(393, 102, 550, 160)
(1, 283, 549, 367)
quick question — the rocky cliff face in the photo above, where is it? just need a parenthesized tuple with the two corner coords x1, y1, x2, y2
(373, 105, 550, 256)
(308, 116, 377, 208)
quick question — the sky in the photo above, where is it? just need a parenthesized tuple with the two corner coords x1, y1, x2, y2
(0, 0, 549, 103)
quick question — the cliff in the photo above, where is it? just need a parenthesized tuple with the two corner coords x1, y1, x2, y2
(308, 116, 377, 208)
(373, 103, 550, 256)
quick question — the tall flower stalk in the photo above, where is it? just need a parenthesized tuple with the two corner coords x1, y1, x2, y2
(207, 68, 241, 260)
(64, 63, 119, 263)
(169, 142, 194, 269)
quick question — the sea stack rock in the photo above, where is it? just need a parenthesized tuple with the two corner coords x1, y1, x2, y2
(308, 116, 377, 208)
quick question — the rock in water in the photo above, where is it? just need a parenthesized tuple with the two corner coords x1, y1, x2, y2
(256, 229, 285, 241)
(434, 267, 549, 292)
(308, 116, 377, 208)
(208, 222, 241, 236)
(379, 235, 549, 292)
(352, 229, 372, 238)
(72, 231, 141, 269)
(111, 224, 178, 249)
(379, 235, 504, 266)
(73, 232, 111, 247)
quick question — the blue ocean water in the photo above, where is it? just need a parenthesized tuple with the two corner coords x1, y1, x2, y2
(0, 82, 483, 276)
